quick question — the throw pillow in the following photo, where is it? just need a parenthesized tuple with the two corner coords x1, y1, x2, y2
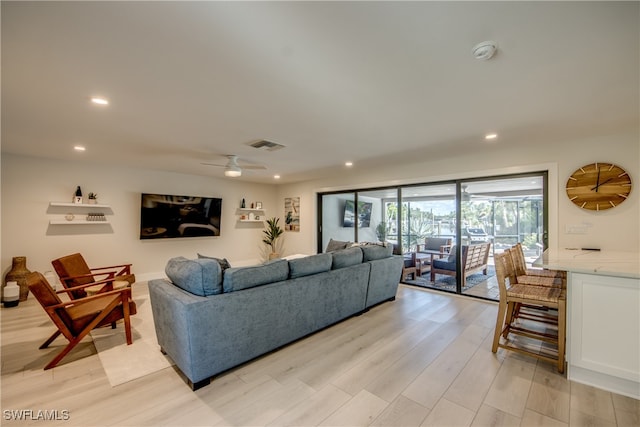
(325, 238, 351, 252)
(197, 253, 232, 271)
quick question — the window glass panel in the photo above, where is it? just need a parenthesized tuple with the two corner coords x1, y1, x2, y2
(320, 193, 355, 252)
(460, 175, 545, 300)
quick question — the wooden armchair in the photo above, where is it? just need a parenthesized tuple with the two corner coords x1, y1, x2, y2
(52, 253, 135, 299)
(27, 272, 136, 370)
(430, 243, 491, 287)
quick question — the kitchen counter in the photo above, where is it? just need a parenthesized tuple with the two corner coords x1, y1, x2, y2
(533, 248, 639, 279)
(534, 249, 640, 400)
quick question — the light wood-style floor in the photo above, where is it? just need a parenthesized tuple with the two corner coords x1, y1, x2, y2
(2, 284, 638, 426)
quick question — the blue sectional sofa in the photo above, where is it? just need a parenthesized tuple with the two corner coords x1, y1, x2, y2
(148, 245, 403, 390)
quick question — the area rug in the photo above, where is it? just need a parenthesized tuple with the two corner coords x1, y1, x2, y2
(405, 265, 495, 292)
(90, 283, 174, 387)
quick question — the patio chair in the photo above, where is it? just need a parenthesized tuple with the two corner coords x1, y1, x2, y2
(392, 244, 418, 281)
(27, 271, 136, 370)
(52, 253, 135, 299)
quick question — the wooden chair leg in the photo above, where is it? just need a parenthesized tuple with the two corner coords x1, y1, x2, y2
(44, 335, 84, 370)
(123, 299, 132, 345)
(40, 330, 62, 349)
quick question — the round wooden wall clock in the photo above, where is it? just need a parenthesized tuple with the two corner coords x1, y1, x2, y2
(566, 163, 632, 211)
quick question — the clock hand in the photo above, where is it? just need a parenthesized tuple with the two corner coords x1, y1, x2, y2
(594, 167, 601, 192)
(591, 177, 614, 191)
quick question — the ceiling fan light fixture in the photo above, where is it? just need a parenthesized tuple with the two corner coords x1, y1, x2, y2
(224, 167, 241, 177)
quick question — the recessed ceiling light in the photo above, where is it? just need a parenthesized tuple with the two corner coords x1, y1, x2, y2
(274, 175, 281, 179)
(74, 145, 86, 152)
(345, 162, 353, 167)
(485, 133, 498, 140)
(91, 97, 109, 105)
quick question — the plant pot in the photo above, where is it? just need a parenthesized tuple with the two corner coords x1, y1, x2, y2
(268, 253, 280, 260)
(88, 199, 97, 204)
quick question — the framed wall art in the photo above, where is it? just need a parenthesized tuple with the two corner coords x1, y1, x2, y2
(284, 197, 300, 232)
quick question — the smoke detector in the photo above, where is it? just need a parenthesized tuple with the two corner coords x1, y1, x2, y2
(472, 41, 498, 60)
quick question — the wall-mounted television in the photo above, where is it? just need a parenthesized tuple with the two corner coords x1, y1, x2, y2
(140, 193, 222, 239)
(343, 200, 372, 228)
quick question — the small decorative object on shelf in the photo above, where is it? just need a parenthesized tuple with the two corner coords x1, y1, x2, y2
(74, 186, 83, 204)
(65, 213, 75, 221)
(4, 256, 31, 301)
(241, 198, 246, 208)
(2, 281, 20, 307)
(255, 202, 263, 209)
(88, 192, 98, 204)
(86, 213, 107, 221)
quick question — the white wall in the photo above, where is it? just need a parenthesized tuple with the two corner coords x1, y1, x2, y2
(3, 130, 638, 282)
(277, 130, 639, 256)
(1, 154, 279, 281)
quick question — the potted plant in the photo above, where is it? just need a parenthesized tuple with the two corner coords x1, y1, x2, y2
(88, 192, 98, 204)
(376, 222, 387, 242)
(262, 217, 284, 260)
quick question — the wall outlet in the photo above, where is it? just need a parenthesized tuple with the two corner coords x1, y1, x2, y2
(565, 224, 588, 234)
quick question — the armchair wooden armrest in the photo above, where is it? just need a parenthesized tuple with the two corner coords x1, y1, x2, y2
(88, 264, 132, 276)
(55, 277, 130, 295)
(47, 286, 132, 310)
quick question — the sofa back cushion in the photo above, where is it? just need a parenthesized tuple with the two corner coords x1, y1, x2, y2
(423, 237, 452, 251)
(361, 244, 393, 261)
(331, 247, 363, 269)
(165, 257, 223, 296)
(223, 259, 289, 293)
(289, 253, 332, 279)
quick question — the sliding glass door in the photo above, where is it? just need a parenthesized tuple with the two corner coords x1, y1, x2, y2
(317, 172, 547, 302)
(458, 174, 546, 298)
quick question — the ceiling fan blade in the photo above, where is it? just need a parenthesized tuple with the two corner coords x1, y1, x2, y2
(240, 164, 267, 170)
(200, 162, 225, 167)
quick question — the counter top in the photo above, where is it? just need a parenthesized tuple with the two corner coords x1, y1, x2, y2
(534, 249, 640, 279)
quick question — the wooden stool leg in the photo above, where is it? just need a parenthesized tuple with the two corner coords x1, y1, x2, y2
(557, 296, 566, 373)
(492, 300, 507, 353)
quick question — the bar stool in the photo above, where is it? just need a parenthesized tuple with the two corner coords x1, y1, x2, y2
(492, 250, 566, 373)
(510, 243, 565, 286)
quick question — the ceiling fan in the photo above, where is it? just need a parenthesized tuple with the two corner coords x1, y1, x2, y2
(201, 155, 266, 177)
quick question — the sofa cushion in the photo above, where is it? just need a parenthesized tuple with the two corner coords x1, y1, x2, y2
(331, 247, 363, 269)
(165, 257, 223, 296)
(432, 258, 456, 271)
(289, 253, 332, 279)
(223, 259, 289, 293)
(361, 244, 393, 261)
(325, 238, 351, 252)
(197, 253, 232, 271)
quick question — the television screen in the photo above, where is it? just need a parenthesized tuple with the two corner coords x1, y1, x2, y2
(140, 193, 222, 239)
(343, 200, 373, 228)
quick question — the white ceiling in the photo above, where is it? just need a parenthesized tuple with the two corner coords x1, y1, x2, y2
(2, 1, 638, 184)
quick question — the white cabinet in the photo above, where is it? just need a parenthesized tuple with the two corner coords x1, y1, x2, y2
(48, 202, 112, 225)
(568, 272, 640, 399)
